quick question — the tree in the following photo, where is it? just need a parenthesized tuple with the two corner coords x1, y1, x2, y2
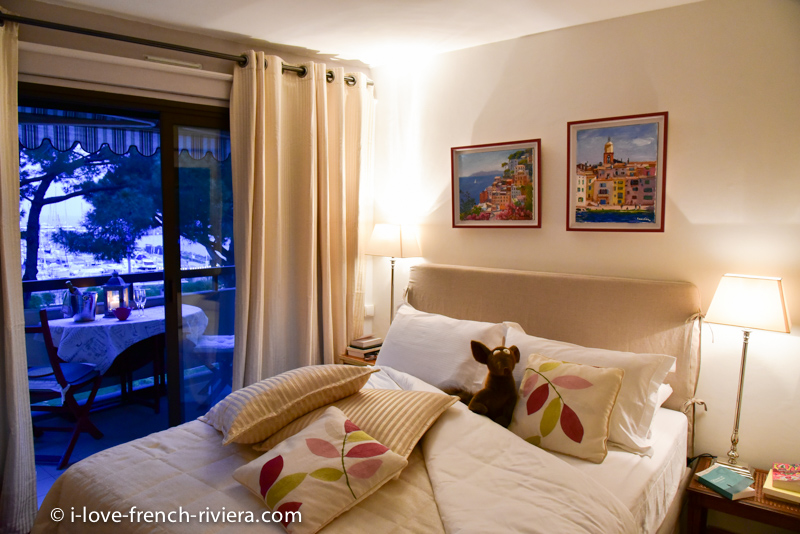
(177, 152, 234, 266)
(522, 184, 533, 213)
(22, 139, 235, 284)
(20, 140, 120, 281)
(52, 149, 162, 264)
(460, 190, 477, 220)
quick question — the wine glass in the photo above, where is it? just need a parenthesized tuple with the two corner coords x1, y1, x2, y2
(134, 288, 146, 317)
(133, 288, 141, 317)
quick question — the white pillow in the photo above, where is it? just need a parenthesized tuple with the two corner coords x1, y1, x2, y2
(656, 383, 673, 410)
(376, 303, 506, 391)
(505, 323, 675, 456)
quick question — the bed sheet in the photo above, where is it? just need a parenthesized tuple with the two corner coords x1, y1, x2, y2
(552, 408, 689, 534)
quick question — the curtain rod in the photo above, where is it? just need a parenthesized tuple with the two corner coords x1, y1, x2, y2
(0, 13, 372, 86)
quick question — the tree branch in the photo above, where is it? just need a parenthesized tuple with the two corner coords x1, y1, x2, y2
(40, 185, 125, 205)
(19, 175, 47, 187)
(20, 155, 113, 186)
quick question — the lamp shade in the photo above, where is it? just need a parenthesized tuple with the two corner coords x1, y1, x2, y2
(365, 224, 421, 258)
(705, 274, 791, 333)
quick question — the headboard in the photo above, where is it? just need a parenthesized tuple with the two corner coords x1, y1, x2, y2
(406, 263, 702, 454)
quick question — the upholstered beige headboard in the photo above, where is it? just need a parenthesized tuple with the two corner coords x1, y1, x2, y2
(406, 263, 702, 454)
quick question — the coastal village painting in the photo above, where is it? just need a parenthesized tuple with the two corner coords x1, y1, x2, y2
(568, 113, 667, 232)
(452, 139, 540, 228)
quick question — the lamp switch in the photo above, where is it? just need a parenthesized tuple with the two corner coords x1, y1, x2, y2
(365, 304, 375, 317)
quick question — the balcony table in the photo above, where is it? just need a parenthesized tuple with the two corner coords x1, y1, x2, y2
(46, 304, 208, 374)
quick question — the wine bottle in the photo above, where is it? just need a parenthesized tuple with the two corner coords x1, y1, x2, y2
(64, 281, 82, 318)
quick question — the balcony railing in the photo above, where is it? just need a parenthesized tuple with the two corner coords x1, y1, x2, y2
(22, 266, 235, 310)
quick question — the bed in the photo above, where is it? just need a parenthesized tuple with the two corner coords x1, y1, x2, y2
(33, 263, 702, 534)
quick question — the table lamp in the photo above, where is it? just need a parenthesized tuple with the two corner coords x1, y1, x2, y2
(704, 274, 791, 476)
(365, 224, 421, 322)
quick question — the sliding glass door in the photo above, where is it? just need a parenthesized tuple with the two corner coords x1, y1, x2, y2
(20, 85, 234, 433)
(161, 117, 235, 423)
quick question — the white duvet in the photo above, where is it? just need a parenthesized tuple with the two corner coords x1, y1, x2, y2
(372, 366, 637, 534)
(34, 366, 637, 534)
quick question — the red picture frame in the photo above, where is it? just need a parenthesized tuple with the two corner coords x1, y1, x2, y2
(451, 139, 541, 228)
(566, 112, 668, 232)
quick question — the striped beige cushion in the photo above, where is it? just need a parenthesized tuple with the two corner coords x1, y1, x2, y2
(253, 389, 459, 458)
(200, 364, 379, 445)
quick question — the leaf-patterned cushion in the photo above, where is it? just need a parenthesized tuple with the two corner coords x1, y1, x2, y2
(509, 353, 624, 463)
(233, 406, 408, 534)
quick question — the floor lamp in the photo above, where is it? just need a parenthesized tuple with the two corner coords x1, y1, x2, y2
(704, 274, 791, 476)
(365, 224, 421, 323)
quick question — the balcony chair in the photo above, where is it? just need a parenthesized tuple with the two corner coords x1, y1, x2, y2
(191, 334, 234, 409)
(26, 309, 103, 470)
(183, 288, 235, 410)
(105, 333, 165, 414)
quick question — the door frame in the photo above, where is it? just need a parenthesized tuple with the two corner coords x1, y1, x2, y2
(19, 83, 232, 426)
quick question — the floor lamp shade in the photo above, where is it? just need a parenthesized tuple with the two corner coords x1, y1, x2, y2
(365, 224, 421, 259)
(705, 274, 790, 333)
(365, 224, 421, 323)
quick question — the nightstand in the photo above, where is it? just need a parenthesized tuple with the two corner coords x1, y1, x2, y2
(687, 456, 800, 533)
(336, 353, 376, 366)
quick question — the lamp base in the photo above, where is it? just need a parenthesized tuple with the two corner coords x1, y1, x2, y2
(714, 456, 755, 479)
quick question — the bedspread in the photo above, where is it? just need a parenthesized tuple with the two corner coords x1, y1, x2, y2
(33, 366, 638, 534)
(32, 421, 444, 534)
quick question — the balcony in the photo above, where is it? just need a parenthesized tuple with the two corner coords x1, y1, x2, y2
(27, 276, 236, 507)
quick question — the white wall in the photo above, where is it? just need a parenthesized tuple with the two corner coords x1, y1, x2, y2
(6, 0, 370, 104)
(370, 0, 800, 479)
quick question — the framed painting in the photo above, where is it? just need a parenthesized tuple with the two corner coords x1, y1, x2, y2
(566, 112, 668, 232)
(451, 139, 541, 228)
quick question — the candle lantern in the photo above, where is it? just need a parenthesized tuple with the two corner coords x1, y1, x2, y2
(103, 270, 131, 318)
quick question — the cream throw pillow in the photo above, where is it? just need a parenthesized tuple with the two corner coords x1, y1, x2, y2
(254, 389, 458, 458)
(509, 353, 624, 463)
(234, 406, 408, 534)
(505, 324, 675, 456)
(201, 365, 379, 445)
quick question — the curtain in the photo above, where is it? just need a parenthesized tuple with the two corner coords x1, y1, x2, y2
(0, 17, 37, 534)
(230, 51, 375, 386)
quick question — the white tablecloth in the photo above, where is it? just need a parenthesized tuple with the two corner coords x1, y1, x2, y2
(47, 304, 208, 374)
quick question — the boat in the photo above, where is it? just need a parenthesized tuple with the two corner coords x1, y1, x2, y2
(136, 258, 158, 271)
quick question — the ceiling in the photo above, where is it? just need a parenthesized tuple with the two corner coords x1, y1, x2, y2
(38, 0, 702, 67)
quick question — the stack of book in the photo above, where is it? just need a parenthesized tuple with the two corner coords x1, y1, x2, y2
(763, 463, 800, 504)
(696, 463, 756, 500)
(346, 336, 382, 362)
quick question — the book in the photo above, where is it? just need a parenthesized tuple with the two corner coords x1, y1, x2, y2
(763, 469, 800, 504)
(696, 464, 756, 500)
(346, 346, 380, 360)
(771, 463, 800, 492)
(338, 353, 376, 366)
(350, 336, 383, 349)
